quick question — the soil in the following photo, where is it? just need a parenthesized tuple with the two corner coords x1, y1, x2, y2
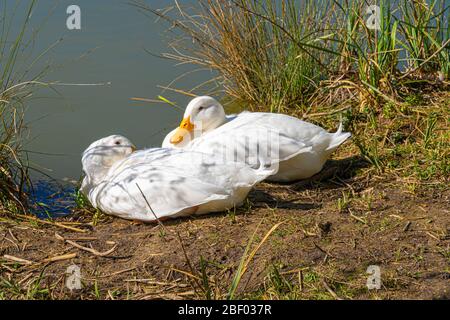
(1, 158, 449, 300)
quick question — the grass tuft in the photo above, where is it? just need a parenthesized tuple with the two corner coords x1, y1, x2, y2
(0, 0, 52, 215)
(135, 0, 449, 183)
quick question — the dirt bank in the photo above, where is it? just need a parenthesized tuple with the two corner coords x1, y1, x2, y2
(1, 157, 449, 300)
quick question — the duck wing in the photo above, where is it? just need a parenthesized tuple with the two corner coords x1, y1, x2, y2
(88, 149, 272, 221)
(187, 118, 314, 169)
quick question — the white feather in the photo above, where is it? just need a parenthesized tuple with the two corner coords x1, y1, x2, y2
(82, 141, 273, 222)
(163, 97, 352, 182)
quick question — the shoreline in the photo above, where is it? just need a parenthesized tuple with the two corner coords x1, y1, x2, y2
(1, 156, 449, 300)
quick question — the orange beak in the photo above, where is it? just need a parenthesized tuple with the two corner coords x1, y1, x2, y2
(170, 116, 195, 144)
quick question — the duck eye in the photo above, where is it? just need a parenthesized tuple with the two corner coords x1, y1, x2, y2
(115, 141, 121, 145)
(198, 106, 205, 111)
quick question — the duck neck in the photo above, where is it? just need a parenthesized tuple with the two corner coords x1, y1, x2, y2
(85, 164, 110, 186)
(82, 156, 116, 188)
(202, 111, 227, 133)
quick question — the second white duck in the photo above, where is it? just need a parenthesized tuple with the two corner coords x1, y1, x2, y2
(81, 135, 273, 222)
(162, 96, 351, 182)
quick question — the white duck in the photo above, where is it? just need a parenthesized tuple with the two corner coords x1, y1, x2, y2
(162, 96, 351, 182)
(81, 135, 273, 222)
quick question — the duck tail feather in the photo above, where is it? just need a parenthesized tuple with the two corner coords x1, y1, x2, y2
(326, 122, 351, 152)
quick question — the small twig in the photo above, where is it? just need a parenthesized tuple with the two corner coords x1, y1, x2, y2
(399, 38, 450, 80)
(322, 279, 343, 300)
(137, 290, 196, 300)
(298, 270, 304, 292)
(107, 290, 115, 300)
(17, 273, 34, 285)
(62, 236, 98, 242)
(55, 233, 117, 257)
(16, 214, 86, 233)
(156, 85, 197, 97)
(8, 229, 19, 243)
(170, 267, 203, 281)
(124, 279, 188, 288)
(3, 254, 33, 265)
(42, 253, 77, 263)
(403, 221, 412, 232)
(349, 209, 367, 224)
(425, 231, 440, 241)
(280, 267, 309, 275)
(1, 264, 17, 272)
(3, 234, 20, 251)
(314, 242, 334, 258)
(66, 239, 117, 257)
(303, 105, 352, 119)
(175, 231, 206, 295)
(301, 228, 318, 237)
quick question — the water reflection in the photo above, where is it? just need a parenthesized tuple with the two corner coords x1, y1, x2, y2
(11, 0, 210, 213)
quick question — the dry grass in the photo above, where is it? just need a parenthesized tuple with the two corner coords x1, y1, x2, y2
(0, 0, 52, 215)
(134, 0, 449, 183)
(1, 177, 449, 300)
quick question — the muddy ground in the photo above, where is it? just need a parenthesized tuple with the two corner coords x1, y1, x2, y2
(0, 158, 449, 300)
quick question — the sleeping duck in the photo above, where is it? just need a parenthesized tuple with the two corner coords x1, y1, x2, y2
(162, 96, 351, 182)
(81, 135, 274, 221)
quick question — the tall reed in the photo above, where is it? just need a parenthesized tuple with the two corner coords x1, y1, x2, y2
(136, 0, 449, 180)
(135, 0, 449, 108)
(399, 0, 450, 78)
(0, 0, 46, 213)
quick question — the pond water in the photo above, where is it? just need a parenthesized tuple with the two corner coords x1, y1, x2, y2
(17, 0, 210, 180)
(0, 0, 217, 214)
(6, 0, 214, 213)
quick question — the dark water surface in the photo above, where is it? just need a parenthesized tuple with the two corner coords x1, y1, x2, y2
(21, 0, 209, 180)
(5, 0, 210, 213)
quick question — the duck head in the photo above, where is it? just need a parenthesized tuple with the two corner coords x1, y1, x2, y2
(81, 135, 136, 194)
(169, 96, 227, 145)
